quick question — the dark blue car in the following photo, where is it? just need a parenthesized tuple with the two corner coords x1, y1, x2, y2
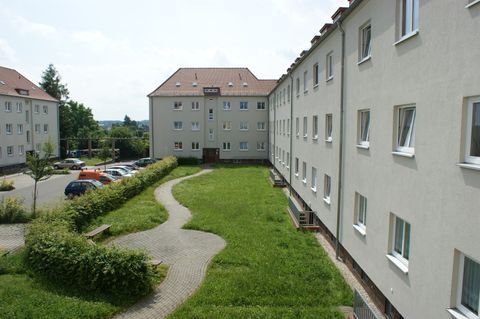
(64, 179, 103, 199)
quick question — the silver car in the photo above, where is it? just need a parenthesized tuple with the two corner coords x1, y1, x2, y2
(54, 158, 86, 170)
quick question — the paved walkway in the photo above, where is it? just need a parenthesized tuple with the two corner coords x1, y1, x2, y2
(112, 169, 226, 319)
(0, 224, 25, 253)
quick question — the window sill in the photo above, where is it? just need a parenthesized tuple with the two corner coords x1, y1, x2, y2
(466, 0, 480, 8)
(295, 173, 299, 178)
(302, 179, 307, 185)
(192, 109, 200, 111)
(357, 55, 371, 65)
(222, 149, 231, 152)
(386, 254, 409, 274)
(173, 109, 183, 111)
(356, 144, 370, 150)
(311, 187, 317, 193)
(173, 129, 184, 131)
(326, 77, 333, 82)
(223, 109, 231, 111)
(239, 150, 249, 152)
(192, 149, 200, 152)
(240, 129, 249, 132)
(313, 84, 319, 89)
(447, 308, 471, 319)
(325, 139, 333, 144)
(240, 109, 248, 111)
(457, 163, 480, 171)
(256, 149, 265, 152)
(286, 166, 290, 170)
(353, 224, 366, 236)
(393, 30, 419, 46)
(303, 135, 308, 139)
(192, 129, 200, 131)
(392, 151, 415, 158)
(312, 136, 319, 142)
(323, 197, 331, 205)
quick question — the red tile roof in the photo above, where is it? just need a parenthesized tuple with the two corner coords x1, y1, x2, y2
(0, 66, 58, 102)
(148, 68, 277, 97)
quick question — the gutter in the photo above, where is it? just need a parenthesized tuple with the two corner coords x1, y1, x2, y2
(335, 20, 346, 260)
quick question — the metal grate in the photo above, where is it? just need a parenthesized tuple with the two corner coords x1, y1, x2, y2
(353, 289, 381, 319)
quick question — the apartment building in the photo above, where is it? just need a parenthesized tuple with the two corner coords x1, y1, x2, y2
(148, 68, 276, 162)
(269, 0, 480, 318)
(0, 66, 59, 170)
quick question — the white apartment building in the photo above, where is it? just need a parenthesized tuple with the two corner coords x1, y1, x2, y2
(269, 0, 480, 318)
(0, 66, 59, 171)
(149, 68, 275, 162)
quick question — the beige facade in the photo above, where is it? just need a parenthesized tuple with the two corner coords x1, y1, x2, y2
(0, 67, 59, 169)
(269, 0, 480, 318)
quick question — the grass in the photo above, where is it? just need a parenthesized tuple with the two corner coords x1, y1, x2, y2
(0, 165, 198, 318)
(170, 165, 352, 319)
(80, 157, 112, 166)
(88, 165, 202, 238)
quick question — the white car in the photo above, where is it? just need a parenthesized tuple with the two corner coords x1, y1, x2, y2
(104, 168, 132, 179)
(109, 165, 138, 174)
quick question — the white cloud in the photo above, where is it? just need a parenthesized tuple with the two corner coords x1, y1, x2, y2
(71, 31, 121, 54)
(0, 39, 17, 64)
(14, 16, 58, 38)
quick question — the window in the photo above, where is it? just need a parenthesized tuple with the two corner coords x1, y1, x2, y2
(34, 104, 40, 113)
(4, 101, 11, 112)
(223, 121, 232, 130)
(223, 101, 231, 110)
(287, 84, 291, 102)
(173, 101, 183, 110)
(16, 102, 22, 113)
(17, 124, 23, 134)
(208, 108, 214, 120)
(359, 23, 372, 61)
(257, 102, 265, 110)
(222, 142, 231, 151)
(192, 101, 200, 110)
(325, 114, 333, 142)
(240, 121, 249, 131)
(191, 121, 200, 131)
(257, 142, 265, 151)
(326, 52, 334, 80)
(18, 145, 24, 155)
(302, 161, 307, 184)
(395, 105, 416, 154)
(390, 215, 411, 268)
(26, 131, 30, 143)
(295, 157, 299, 176)
(465, 97, 480, 165)
(35, 124, 40, 134)
(43, 124, 48, 134)
(303, 116, 308, 138)
(287, 119, 290, 135)
(174, 142, 183, 151)
(286, 152, 290, 168)
(240, 101, 248, 110)
(25, 110, 29, 123)
(324, 175, 331, 204)
(35, 143, 41, 151)
(311, 167, 317, 192)
(303, 70, 308, 93)
(239, 142, 248, 151)
(192, 142, 200, 151)
(6, 124, 12, 135)
(282, 150, 285, 164)
(208, 128, 214, 141)
(42, 105, 48, 114)
(174, 121, 183, 130)
(313, 115, 319, 139)
(400, 0, 419, 38)
(358, 110, 371, 147)
(296, 117, 300, 137)
(257, 122, 266, 131)
(456, 254, 480, 318)
(313, 63, 319, 86)
(282, 120, 285, 135)
(354, 193, 367, 234)
(296, 78, 300, 96)
(7, 146, 14, 156)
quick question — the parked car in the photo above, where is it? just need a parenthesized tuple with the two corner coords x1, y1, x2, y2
(104, 168, 133, 179)
(123, 163, 141, 171)
(64, 179, 103, 198)
(78, 169, 117, 185)
(54, 158, 86, 170)
(134, 157, 156, 167)
(109, 165, 138, 174)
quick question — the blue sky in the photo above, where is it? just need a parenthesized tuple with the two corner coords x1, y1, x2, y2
(0, 0, 345, 120)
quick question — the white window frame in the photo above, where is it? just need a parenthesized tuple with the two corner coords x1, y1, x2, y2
(294, 157, 299, 177)
(465, 97, 480, 165)
(34, 104, 40, 113)
(303, 116, 308, 138)
(358, 109, 371, 148)
(191, 121, 200, 131)
(456, 254, 480, 319)
(208, 108, 214, 120)
(239, 141, 248, 151)
(324, 174, 331, 204)
(354, 193, 367, 235)
(302, 161, 307, 184)
(286, 152, 290, 169)
(6, 124, 12, 135)
(257, 142, 265, 151)
(223, 101, 231, 111)
(359, 22, 372, 62)
(296, 117, 300, 137)
(303, 70, 308, 93)
(16, 102, 23, 113)
(313, 63, 319, 87)
(287, 119, 290, 136)
(257, 122, 266, 131)
(296, 78, 300, 96)
(390, 215, 411, 269)
(174, 141, 183, 151)
(43, 105, 48, 114)
(43, 124, 48, 134)
(311, 167, 317, 192)
(18, 145, 24, 156)
(240, 121, 249, 131)
(5, 101, 12, 112)
(191, 101, 200, 111)
(191, 142, 200, 151)
(174, 121, 183, 130)
(223, 121, 232, 131)
(240, 101, 248, 110)
(325, 114, 333, 142)
(313, 115, 319, 140)
(287, 84, 291, 102)
(7, 145, 14, 156)
(400, 0, 419, 38)
(17, 124, 23, 135)
(326, 52, 334, 81)
(222, 142, 231, 151)
(35, 124, 40, 134)
(173, 101, 183, 111)
(208, 128, 214, 141)
(395, 105, 416, 155)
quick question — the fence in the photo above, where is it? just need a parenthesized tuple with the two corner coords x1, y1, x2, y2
(353, 289, 381, 319)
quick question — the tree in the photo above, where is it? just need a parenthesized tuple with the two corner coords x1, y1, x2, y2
(24, 142, 55, 216)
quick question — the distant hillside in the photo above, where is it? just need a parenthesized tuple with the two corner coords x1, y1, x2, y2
(98, 120, 149, 129)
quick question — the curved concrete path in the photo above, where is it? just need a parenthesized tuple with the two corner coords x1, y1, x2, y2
(112, 169, 225, 319)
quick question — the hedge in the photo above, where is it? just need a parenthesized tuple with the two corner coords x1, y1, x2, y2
(25, 156, 177, 297)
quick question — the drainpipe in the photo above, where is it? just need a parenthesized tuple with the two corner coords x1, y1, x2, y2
(289, 75, 294, 196)
(335, 20, 346, 260)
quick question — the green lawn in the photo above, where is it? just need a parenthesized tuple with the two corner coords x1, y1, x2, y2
(88, 165, 201, 238)
(171, 166, 352, 319)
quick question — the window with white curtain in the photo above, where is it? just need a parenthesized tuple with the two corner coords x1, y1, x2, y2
(457, 254, 480, 318)
(359, 23, 372, 61)
(302, 161, 307, 183)
(313, 115, 319, 139)
(311, 167, 317, 192)
(358, 109, 370, 147)
(295, 157, 299, 176)
(325, 114, 333, 142)
(303, 116, 308, 138)
(466, 97, 480, 165)
(396, 105, 416, 154)
(296, 117, 300, 137)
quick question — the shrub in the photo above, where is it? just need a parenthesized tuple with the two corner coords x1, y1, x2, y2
(0, 179, 14, 191)
(0, 197, 30, 223)
(177, 157, 201, 165)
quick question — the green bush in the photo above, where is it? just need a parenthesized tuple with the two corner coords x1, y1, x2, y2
(177, 157, 201, 165)
(26, 221, 154, 297)
(0, 179, 15, 191)
(0, 197, 30, 223)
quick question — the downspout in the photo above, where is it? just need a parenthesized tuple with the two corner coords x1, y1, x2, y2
(289, 75, 294, 196)
(335, 20, 346, 260)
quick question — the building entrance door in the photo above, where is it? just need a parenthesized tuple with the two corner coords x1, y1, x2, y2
(203, 148, 219, 163)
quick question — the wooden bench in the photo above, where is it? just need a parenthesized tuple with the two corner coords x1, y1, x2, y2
(84, 224, 111, 239)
